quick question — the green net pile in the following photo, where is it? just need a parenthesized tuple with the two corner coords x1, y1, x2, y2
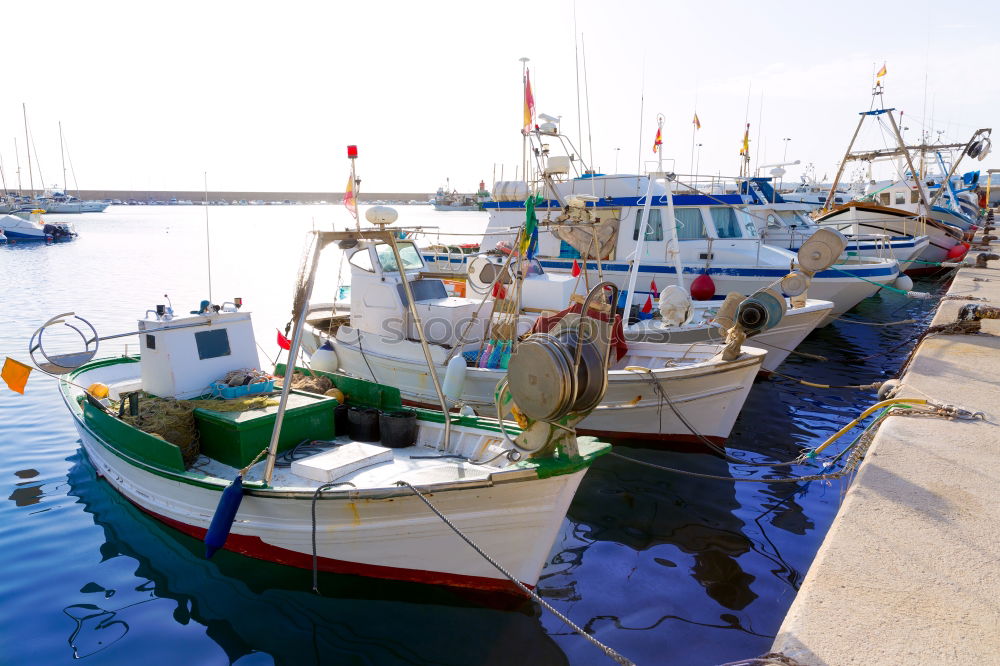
(110, 393, 278, 467)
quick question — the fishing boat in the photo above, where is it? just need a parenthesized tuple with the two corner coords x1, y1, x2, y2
(0, 209, 77, 242)
(812, 108, 988, 270)
(423, 116, 901, 326)
(430, 179, 489, 211)
(741, 177, 930, 273)
(301, 205, 781, 444)
(39, 215, 616, 595)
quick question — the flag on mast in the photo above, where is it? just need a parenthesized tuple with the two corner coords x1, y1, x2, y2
(343, 175, 357, 217)
(875, 62, 887, 86)
(523, 69, 535, 131)
(653, 127, 663, 153)
(693, 113, 701, 130)
(740, 123, 750, 156)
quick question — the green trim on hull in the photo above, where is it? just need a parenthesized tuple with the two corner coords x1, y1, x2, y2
(62, 356, 611, 495)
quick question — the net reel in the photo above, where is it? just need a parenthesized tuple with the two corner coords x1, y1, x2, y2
(502, 282, 618, 455)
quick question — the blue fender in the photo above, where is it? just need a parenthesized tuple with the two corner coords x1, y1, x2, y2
(204, 475, 244, 558)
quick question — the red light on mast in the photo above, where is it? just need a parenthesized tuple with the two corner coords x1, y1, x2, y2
(347, 145, 358, 159)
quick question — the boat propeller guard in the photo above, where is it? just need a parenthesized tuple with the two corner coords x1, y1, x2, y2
(29, 312, 101, 375)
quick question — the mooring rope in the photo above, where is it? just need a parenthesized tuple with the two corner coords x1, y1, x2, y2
(394, 480, 635, 666)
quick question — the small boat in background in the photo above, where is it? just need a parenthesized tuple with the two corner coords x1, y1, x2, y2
(0, 209, 77, 243)
(430, 179, 489, 211)
(34, 189, 108, 213)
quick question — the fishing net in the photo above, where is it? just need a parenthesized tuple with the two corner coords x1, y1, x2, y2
(274, 371, 333, 395)
(109, 394, 279, 468)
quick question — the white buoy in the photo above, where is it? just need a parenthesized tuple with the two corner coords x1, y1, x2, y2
(443, 354, 468, 402)
(310, 346, 339, 373)
(894, 274, 914, 292)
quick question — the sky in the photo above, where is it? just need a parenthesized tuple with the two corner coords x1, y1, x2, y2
(1, 0, 997, 194)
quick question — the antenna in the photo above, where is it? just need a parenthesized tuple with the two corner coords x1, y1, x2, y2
(581, 34, 594, 169)
(636, 57, 645, 176)
(573, 2, 582, 152)
(204, 172, 213, 305)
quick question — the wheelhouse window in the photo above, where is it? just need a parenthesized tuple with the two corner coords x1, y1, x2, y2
(879, 192, 891, 205)
(709, 207, 744, 239)
(348, 248, 375, 272)
(633, 208, 664, 241)
(910, 190, 920, 203)
(375, 242, 425, 272)
(674, 208, 708, 239)
(894, 193, 906, 205)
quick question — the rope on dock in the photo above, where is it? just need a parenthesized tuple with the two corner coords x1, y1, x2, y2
(394, 480, 636, 666)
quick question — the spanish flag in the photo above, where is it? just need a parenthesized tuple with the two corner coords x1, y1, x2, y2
(343, 175, 357, 217)
(2, 357, 32, 394)
(876, 63, 887, 79)
(693, 113, 701, 130)
(653, 127, 663, 153)
(523, 69, 535, 131)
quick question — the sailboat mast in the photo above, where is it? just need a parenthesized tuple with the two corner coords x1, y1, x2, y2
(59, 121, 68, 193)
(14, 138, 21, 192)
(23, 104, 34, 197)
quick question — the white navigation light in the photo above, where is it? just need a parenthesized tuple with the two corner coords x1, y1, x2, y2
(365, 206, 398, 226)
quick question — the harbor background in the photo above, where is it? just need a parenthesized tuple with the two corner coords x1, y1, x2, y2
(0, 204, 943, 665)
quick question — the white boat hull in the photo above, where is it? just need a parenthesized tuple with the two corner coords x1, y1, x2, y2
(322, 329, 766, 444)
(626, 299, 834, 373)
(63, 360, 599, 594)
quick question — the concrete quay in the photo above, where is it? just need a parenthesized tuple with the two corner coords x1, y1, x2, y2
(769, 248, 1000, 665)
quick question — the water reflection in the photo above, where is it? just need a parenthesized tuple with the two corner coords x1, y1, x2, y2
(566, 449, 758, 611)
(10, 469, 43, 507)
(65, 451, 567, 665)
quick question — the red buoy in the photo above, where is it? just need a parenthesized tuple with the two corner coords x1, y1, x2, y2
(690, 272, 716, 301)
(947, 243, 969, 260)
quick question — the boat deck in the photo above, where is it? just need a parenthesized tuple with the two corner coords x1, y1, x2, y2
(195, 433, 514, 492)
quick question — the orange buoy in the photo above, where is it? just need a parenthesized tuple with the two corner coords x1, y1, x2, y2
(690, 272, 716, 301)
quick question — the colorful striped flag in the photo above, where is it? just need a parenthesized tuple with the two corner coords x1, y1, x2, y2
(653, 127, 663, 153)
(523, 69, 535, 131)
(650, 279, 659, 297)
(693, 113, 701, 130)
(343, 175, 357, 217)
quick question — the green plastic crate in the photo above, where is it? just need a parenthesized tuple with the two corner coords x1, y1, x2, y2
(194, 390, 336, 469)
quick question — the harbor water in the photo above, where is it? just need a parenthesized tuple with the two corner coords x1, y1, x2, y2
(0, 206, 943, 665)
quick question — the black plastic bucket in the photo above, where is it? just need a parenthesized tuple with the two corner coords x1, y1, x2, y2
(347, 407, 381, 442)
(333, 403, 350, 436)
(379, 409, 417, 448)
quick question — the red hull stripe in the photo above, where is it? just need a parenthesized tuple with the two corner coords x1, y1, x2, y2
(116, 485, 533, 595)
(575, 427, 726, 446)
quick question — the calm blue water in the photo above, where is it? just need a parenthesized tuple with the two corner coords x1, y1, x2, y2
(0, 206, 943, 665)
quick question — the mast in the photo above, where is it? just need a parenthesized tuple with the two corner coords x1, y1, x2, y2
(59, 121, 68, 193)
(14, 139, 21, 192)
(885, 110, 929, 212)
(23, 104, 34, 197)
(822, 112, 867, 213)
